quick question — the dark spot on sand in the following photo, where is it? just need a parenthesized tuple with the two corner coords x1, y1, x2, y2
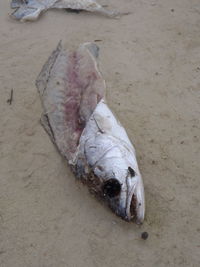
(141, 232, 149, 240)
(7, 89, 13, 105)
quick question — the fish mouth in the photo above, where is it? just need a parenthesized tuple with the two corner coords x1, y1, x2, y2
(130, 194, 137, 221)
(115, 192, 143, 224)
(118, 192, 137, 222)
(89, 176, 145, 224)
(122, 177, 145, 223)
(102, 177, 145, 223)
(107, 192, 142, 223)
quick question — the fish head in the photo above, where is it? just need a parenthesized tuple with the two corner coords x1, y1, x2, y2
(77, 100, 145, 223)
(94, 155, 145, 224)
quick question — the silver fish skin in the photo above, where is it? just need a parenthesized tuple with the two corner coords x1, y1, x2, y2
(11, 0, 119, 21)
(36, 42, 145, 224)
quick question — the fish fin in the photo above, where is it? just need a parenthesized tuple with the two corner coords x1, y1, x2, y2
(40, 113, 56, 144)
(81, 43, 99, 58)
(36, 41, 62, 97)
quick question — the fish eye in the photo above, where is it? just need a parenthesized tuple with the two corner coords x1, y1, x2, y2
(102, 179, 121, 198)
(128, 167, 135, 177)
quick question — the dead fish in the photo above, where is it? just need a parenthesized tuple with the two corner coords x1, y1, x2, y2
(11, 0, 119, 21)
(36, 42, 145, 223)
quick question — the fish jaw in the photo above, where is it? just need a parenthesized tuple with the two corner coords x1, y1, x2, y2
(105, 167, 145, 224)
(125, 173, 145, 224)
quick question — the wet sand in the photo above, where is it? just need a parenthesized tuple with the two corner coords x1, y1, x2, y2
(0, 1, 200, 266)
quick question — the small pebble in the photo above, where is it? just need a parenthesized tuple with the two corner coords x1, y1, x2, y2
(141, 232, 149, 240)
(26, 128, 35, 136)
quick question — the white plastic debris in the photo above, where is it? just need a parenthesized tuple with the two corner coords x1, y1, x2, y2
(11, 0, 120, 21)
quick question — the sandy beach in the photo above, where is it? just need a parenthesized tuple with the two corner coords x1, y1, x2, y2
(0, 1, 200, 266)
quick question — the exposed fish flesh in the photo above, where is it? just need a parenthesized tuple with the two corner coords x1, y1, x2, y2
(11, 0, 119, 21)
(36, 42, 145, 223)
